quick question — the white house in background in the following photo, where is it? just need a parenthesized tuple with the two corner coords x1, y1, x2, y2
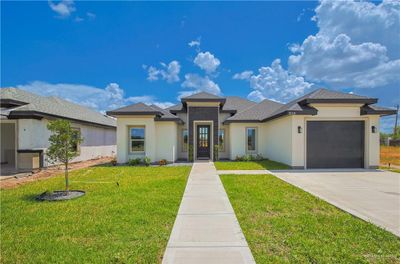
(107, 89, 396, 169)
(0, 88, 116, 172)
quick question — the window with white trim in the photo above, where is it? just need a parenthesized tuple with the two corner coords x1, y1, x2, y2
(130, 127, 145, 152)
(246, 128, 256, 152)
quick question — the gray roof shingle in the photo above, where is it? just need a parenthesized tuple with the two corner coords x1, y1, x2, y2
(1, 88, 116, 127)
(225, 99, 284, 122)
(181, 91, 224, 100)
(106, 102, 161, 115)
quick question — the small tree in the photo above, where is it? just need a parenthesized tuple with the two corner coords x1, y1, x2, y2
(46, 120, 83, 194)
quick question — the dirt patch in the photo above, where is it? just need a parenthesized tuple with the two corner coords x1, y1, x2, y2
(0, 157, 112, 190)
(380, 146, 400, 167)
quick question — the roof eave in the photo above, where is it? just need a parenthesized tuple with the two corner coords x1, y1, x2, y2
(9, 110, 116, 128)
(299, 98, 378, 105)
(360, 108, 397, 117)
(261, 108, 318, 122)
(105, 111, 160, 117)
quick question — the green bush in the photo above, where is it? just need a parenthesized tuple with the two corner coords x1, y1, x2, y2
(143, 157, 151, 167)
(128, 158, 141, 166)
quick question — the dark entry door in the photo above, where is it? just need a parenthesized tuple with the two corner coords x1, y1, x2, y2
(197, 125, 210, 159)
(307, 121, 364, 168)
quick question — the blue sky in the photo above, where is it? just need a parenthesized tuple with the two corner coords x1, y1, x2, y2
(1, 1, 399, 132)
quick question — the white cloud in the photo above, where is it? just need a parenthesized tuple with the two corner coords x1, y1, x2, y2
(315, 0, 400, 58)
(145, 60, 181, 83)
(233, 70, 253, 80)
(48, 0, 76, 17)
(181, 73, 221, 97)
(193, 52, 220, 74)
(288, 0, 400, 90)
(235, 59, 313, 102)
(289, 34, 400, 88)
(15, 81, 174, 112)
(188, 39, 201, 48)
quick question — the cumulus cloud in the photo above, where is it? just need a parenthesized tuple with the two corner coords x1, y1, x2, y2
(48, 0, 76, 17)
(315, 0, 400, 58)
(15, 81, 174, 112)
(144, 60, 181, 83)
(289, 34, 400, 88)
(236, 59, 313, 102)
(233, 70, 253, 80)
(289, 0, 400, 89)
(180, 73, 221, 97)
(193, 52, 220, 74)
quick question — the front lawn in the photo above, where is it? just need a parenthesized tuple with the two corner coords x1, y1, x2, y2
(0, 166, 191, 264)
(221, 174, 400, 263)
(214, 159, 290, 170)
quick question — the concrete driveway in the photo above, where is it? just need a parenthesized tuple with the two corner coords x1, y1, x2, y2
(271, 170, 400, 237)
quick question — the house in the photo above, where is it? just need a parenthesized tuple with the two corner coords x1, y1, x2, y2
(107, 88, 396, 169)
(0, 88, 116, 172)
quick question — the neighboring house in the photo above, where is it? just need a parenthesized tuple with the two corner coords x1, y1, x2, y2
(0, 88, 116, 172)
(107, 88, 396, 169)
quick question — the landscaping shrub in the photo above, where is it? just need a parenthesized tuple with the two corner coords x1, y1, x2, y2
(128, 158, 141, 166)
(143, 157, 151, 167)
(235, 154, 265, 162)
(159, 159, 167, 166)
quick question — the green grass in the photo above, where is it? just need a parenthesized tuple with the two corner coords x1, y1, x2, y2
(214, 159, 290, 170)
(220, 174, 400, 263)
(0, 166, 191, 264)
(380, 166, 400, 173)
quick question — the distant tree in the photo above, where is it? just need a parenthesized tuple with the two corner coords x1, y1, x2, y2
(46, 120, 83, 194)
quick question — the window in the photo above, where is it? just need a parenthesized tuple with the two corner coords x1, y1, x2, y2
(130, 127, 145, 152)
(71, 128, 81, 154)
(218, 129, 225, 152)
(246, 128, 256, 152)
(182, 129, 188, 152)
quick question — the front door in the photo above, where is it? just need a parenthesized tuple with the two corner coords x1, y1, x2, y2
(197, 125, 210, 159)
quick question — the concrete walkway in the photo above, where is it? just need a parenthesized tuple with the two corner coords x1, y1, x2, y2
(162, 161, 255, 264)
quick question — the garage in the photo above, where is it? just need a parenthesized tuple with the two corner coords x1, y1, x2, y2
(306, 121, 365, 169)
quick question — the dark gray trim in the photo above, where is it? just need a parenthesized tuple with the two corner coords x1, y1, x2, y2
(106, 111, 160, 116)
(291, 166, 305, 169)
(9, 111, 116, 129)
(0, 99, 28, 108)
(154, 117, 184, 124)
(223, 119, 262, 124)
(360, 106, 397, 116)
(299, 98, 377, 105)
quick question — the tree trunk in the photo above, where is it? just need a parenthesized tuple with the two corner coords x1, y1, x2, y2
(65, 160, 69, 194)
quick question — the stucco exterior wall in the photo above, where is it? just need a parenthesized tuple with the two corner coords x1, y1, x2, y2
(17, 118, 116, 167)
(115, 116, 178, 163)
(155, 122, 178, 162)
(229, 123, 263, 160)
(262, 116, 293, 166)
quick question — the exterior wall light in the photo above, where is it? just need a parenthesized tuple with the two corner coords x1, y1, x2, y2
(297, 126, 302, 134)
(371, 126, 377, 133)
